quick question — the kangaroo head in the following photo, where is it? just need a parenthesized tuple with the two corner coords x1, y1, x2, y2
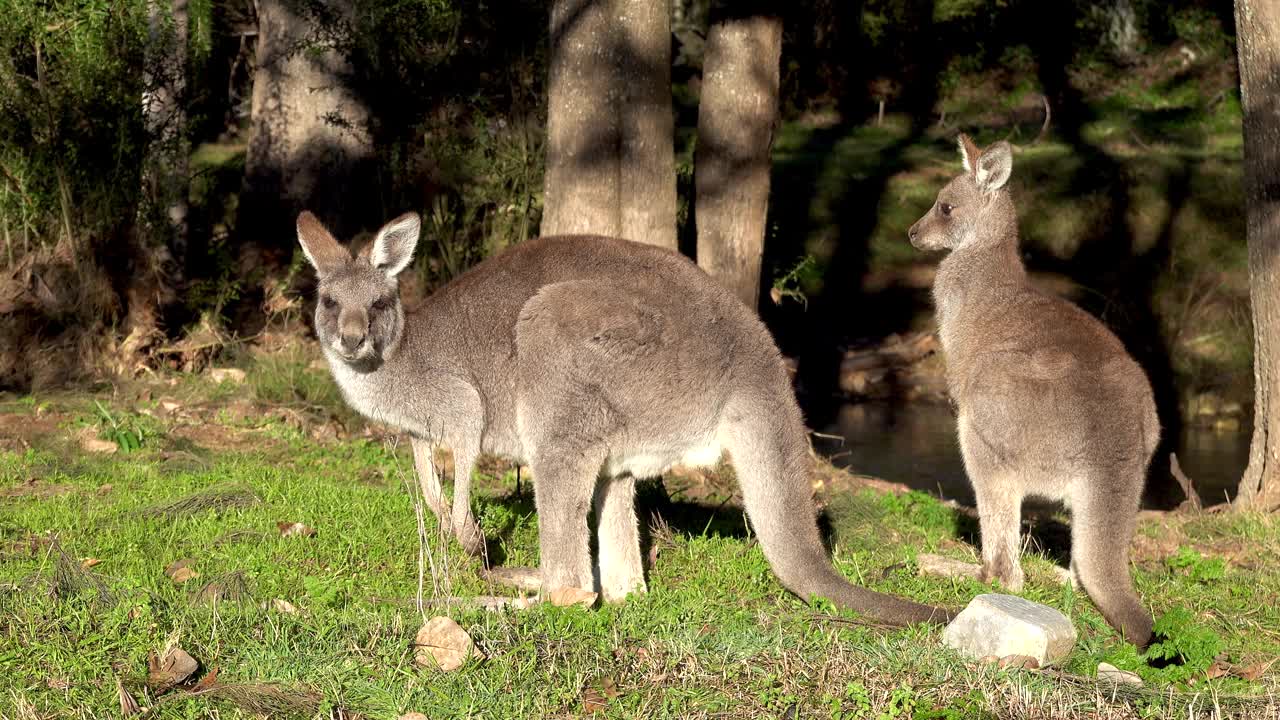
(296, 211, 420, 371)
(908, 134, 1014, 252)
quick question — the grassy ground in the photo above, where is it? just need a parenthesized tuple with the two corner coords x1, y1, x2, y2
(2, 348, 1279, 719)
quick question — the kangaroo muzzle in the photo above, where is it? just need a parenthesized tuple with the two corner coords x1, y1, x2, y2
(338, 309, 369, 354)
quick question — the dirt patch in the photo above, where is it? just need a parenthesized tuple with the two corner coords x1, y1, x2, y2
(0, 477, 74, 499)
(0, 410, 64, 453)
(166, 422, 274, 454)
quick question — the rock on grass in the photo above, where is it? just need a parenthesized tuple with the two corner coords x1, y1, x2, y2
(414, 617, 479, 672)
(942, 593, 1077, 667)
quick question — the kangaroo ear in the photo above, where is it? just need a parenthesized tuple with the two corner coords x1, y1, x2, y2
(297, 211, 350, 277)
(370, 212, 421, 277)
(975, 141, 1013, 193)
(957, 134, 981, 174)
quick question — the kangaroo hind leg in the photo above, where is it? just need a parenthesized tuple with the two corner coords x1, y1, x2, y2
(594, 473, 645, 603)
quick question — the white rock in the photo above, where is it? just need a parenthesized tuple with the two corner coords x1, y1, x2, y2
(942, 593, 1077, 667)
(1097, 662, 1143, 685)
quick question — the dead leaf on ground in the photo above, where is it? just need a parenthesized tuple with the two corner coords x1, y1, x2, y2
(117, 677, 142, 716)
(170, 567, 199, 583)
(1235, 659, 1275, 682)
(97, 484, 113, 495)
(581, 687, 608, 714)
(1204, 659, 1231, 681)
(148, 647, 199, 692)
(276, 521, 317, 538)
(192, 667, 220, 692)
(398, 714, 429, 720)
(414, 616, 479, 672)
(45, 676, 71, 690)
(548, 587, 598, 608)
(80, 557, 101, 569)
(165, 558, 200, 584)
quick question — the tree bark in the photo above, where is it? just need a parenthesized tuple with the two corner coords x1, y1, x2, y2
(542, 0, 622, 238)
(1235, 0, 1280, 510)
(141, 0, 189, 271)
(240, 0, 375, 245)
(694, 7, 782, 309)
(618, 0, 677, 250)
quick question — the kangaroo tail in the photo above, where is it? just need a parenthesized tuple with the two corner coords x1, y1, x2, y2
(721, 389, 956, 626)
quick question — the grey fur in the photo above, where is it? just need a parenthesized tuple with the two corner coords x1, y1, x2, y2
(909, 135, 1157, 646)
(297, 211, 952, 625)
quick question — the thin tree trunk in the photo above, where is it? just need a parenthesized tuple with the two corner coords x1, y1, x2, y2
(542, 0, 621, 237)
(1235, 0, 1280, 510)
(618, 0, 677, 249)
(141, 0, 189, 273)
(241, 0, 375, 244)
(694, 7, 782, 309)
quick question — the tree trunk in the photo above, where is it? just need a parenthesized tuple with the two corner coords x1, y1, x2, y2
(240, 0, 375, 245)
(618, 0, 677, 249)
(122, 0, 189, 364)
(141, 0, 189, 272)
(1234, 0, 1280, 510)
(541, 0, 622, 238)
(694, 7, 782, 309)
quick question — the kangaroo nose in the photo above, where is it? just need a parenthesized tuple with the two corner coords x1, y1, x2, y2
(339, 332, 365, 353)
(908, 225, 919, 241)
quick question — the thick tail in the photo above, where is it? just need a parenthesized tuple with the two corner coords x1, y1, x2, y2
(1072, 475, 1154, 647)
(722, 392, 956, 626)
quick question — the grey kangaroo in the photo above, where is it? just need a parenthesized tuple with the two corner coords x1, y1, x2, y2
(908, 135, 1157, 646)
(297, 211, 951, 625)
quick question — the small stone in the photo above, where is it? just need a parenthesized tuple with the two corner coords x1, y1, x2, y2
(208, 368, 246, 384)
(942, 594, 1077, 667)
(916, 553, 981, 580)
(399, 714, 429, 720)
(81, 436, 119, 454)
(1098, 662, 1143, 685)
(414, 616, 478, 671)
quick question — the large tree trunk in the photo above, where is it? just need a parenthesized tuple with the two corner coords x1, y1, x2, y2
(542, 0, 622, 237)
(694, 7, 782, 309)
(240, 0, 375, 245)
(618, 0, 677, 250)
(543, 0, 677, 245)
(1235, 0, 1280, 510)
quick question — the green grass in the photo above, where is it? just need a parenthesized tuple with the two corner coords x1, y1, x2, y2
(1, 377, 1278, 718)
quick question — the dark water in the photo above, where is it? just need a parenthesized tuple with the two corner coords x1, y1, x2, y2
(814, 401, 1251, 508)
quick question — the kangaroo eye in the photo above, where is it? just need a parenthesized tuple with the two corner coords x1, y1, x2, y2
(939, 203, 954, 217)
(371, 297, 391, 312)
(320, 295, 337, 309)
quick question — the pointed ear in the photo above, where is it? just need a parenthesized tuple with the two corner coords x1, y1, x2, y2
(957, 134, 981, 174)
(297, 211, 350, 277)
(370, 212, 421, 277)
(975, 141, 1013, 192)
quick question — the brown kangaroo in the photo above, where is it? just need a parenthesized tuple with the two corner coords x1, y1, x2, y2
(297, 211, 953, 626)
(908, 135, 1157, 646)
